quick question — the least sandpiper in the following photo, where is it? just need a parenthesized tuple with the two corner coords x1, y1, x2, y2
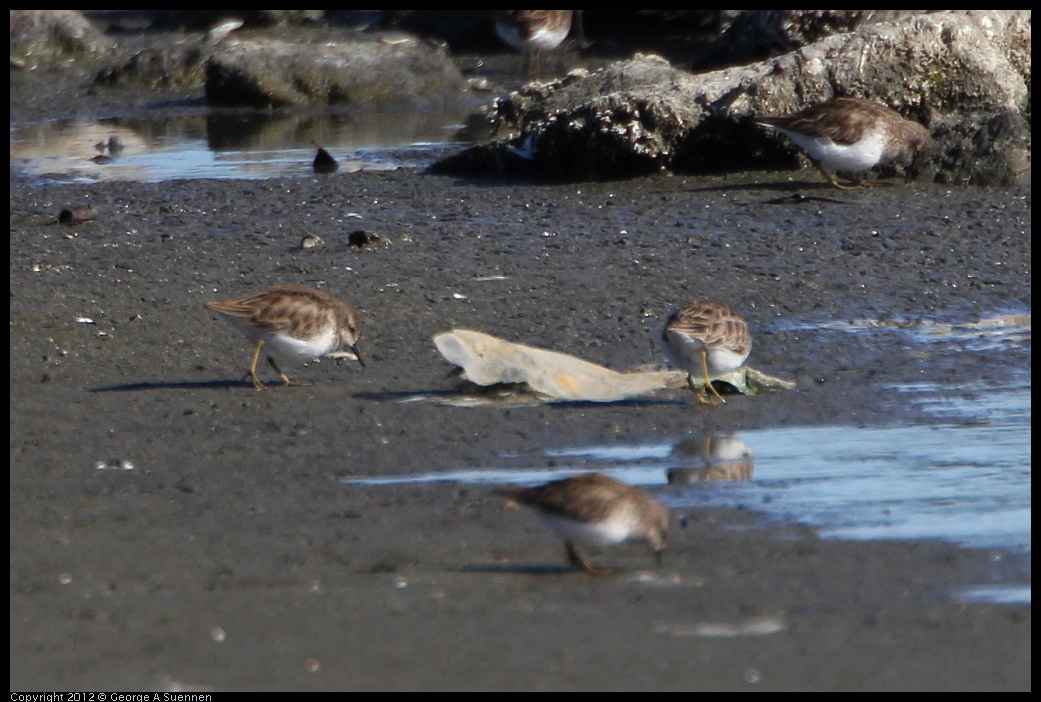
(662, 300, 752, 405)
(494, 10, 573, 79)
(496, 473, 674, 575)
(206, 285, 363, 390)
(756, 97, 933, 189)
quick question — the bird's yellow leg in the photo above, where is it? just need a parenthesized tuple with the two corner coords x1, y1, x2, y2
(244, 339, 267, 390)
(701, 349, 726, 404)
(686, 372, 712, 405)
(526, 49, 543, 81)
(567, 543, 613, 576)
(265, 356, 305, 387)
(684, 374, 703, 403)
(815, 162, 857, 190)
(852, 177, 890, 188)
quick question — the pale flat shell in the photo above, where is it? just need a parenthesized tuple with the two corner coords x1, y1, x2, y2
(433, 329, 796, 403)
(434, 329, 672, 402)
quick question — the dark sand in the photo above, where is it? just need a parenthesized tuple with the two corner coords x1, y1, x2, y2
(10, 69, 1031, 690)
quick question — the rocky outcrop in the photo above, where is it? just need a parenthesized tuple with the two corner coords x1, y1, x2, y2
(90, 22, 473, 110)
(433, 58, 704, 180)
(10, 10, 117, 69)
(701, 10, 924, 66)
(204, 32, 470, 109)
(433, 11, 1031, 186)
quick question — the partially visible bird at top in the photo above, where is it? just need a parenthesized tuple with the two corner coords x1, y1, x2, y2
(494, 10, 574, 80)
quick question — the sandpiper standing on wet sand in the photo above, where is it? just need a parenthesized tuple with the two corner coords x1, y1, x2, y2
(206, 285, 364, 390)
(662, 300, 752, 405)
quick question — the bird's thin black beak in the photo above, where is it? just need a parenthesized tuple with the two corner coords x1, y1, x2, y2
(351, 343, 365, 368)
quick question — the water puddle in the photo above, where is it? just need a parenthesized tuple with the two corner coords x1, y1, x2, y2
(346, 382, 1030, 602)
(789, 313, 1032, 353)
(346, 401, 1030, 554)
(952, 583, 1031, 605)
(10, 106, 475, 183)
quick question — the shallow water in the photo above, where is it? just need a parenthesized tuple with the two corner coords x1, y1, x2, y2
(346, 387, 1030, 552)
(345, 314, 1031, 601)
(9, 107, 474, 183)
(347, 388, 1030, 602)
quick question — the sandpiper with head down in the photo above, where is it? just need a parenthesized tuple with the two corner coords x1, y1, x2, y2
(756, 96, 933, 190)
(496, 473, 674, 575)
(662, 300, 752, 405)
(206, 285, 363, 390)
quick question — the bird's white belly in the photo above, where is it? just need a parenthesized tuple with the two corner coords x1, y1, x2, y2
(662, 330, 705, 371)
(496, 24, 569, 53)
(265, 326, 338, 362)
(543, 512, 634, 547)
(786, 129, 886, 172)
(663, 331, 746, 376)
(225, 316, 338, 362)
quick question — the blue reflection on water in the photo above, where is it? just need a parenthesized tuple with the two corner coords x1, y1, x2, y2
(347, 387, 1031, 558)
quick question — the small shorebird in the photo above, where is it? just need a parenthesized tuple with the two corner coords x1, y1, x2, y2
(206, 285, 363, 390)
(496, 473, 674, 575)
(756, 97, 933, 189)
(494, 10, 573, 79)
(662, 300, 752, 405)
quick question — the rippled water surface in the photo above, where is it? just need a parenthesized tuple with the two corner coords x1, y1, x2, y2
(348, 386, 1030, 552)
(10, 107, 474, 183)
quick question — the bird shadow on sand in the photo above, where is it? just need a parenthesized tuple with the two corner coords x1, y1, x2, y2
(674, 175, 898, 202)
(675, 178, 814, 194)
(459, 562, 664, 578)
(681, 181, 848, 202)
(458, 562, 591, 576)
(89, 378, 256, 392)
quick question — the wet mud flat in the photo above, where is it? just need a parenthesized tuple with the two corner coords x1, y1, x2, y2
(9, 167, 1030, 690)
